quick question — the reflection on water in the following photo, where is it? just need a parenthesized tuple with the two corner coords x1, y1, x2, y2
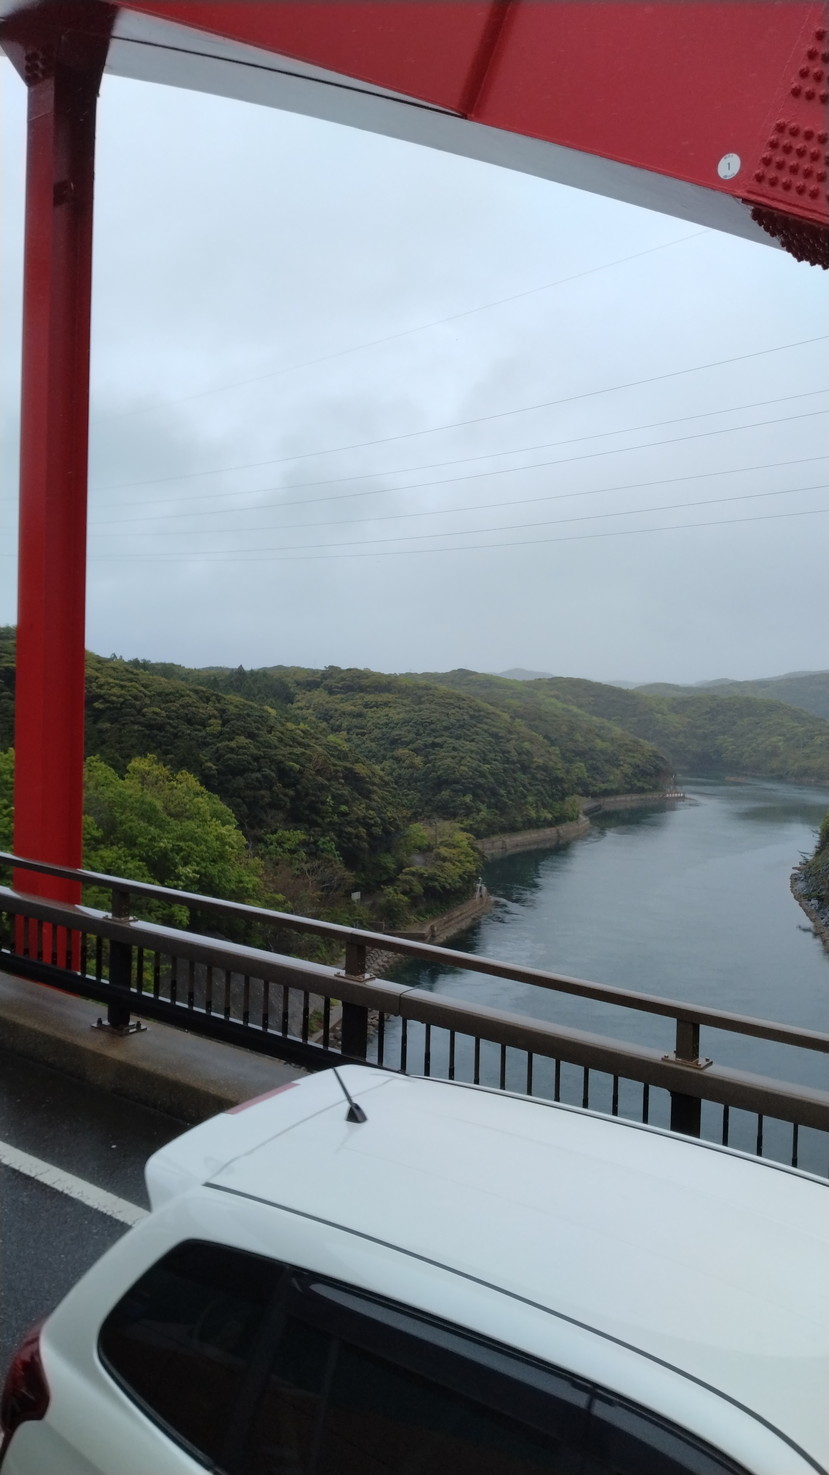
(379, 779, 829, 1169)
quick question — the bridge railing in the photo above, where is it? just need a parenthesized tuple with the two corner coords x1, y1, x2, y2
(1, 852, 828, 1177)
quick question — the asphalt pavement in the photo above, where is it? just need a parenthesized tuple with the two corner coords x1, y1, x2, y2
(0, 1047, 187, 1373)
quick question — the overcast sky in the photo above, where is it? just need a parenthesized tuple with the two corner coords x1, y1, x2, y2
(2, 64, 827, 685)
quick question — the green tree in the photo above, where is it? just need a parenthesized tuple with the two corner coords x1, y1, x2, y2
(82, 754, 272, 925)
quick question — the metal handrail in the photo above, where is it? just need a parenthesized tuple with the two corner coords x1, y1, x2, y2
(2, 852, 828, 1055)
(3, 883, 829, 1135)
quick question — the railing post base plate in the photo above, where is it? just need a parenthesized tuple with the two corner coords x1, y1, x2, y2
(92, 1019, 147, 1037)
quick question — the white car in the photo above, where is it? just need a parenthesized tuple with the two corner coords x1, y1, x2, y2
(1, 1067, 827, 1474)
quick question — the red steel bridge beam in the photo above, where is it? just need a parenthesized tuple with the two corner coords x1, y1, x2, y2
(2, 4, 113, 915)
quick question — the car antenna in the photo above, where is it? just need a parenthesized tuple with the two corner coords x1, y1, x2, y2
(332, 1068, 367, 1123)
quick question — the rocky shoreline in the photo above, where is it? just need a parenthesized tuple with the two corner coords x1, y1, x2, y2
(790, 867, 829, 951)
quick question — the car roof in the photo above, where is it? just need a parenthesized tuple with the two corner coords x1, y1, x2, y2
(147, 1067, 829, 1466)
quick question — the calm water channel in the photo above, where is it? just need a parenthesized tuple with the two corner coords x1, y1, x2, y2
(383, 778, 829, 1168)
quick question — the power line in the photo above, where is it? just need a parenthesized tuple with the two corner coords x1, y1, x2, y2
(88, 410, 827, 540)
(88, 506, 827, 564)
(96, 230, 709, 422)
(90, 334, 829, 494)
(85, 455, 829, 542)
(90, 388, 828, 522)
(95, 484, 826, 560)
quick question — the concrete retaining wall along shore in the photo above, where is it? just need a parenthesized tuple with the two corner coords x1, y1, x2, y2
(477, 818, 589, 858)
(388, 889, 494, 944)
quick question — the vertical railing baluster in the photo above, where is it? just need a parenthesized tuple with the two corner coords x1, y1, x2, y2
(642, 1083, 650, 1123)
(756, 1115, 764, 1157)
(281, 983, 289, 1036)
(187, 960, 195, 1011)
(525, 1052, 533, 1097)
(80, 930, 88, 978)
(169, 955, 177, 1007)
(473, 1036, 481, 1085)
(582, 1067, 590, 1109)
(499, 1044, 507, 1090)
(554, 1059, 561, 1102)
(448, 1030, 456, 1080)
(791, 1122, 799, 1169)
(400, 1019, 408, 1073)
(611, 1075, 619, 1116)
(322, 997, 331, 1050)
(262, 978, 270, 1034)
(376, 1012, 385, 1066)
(153, 950, 161, 998)
(423, 1023, 432, 1077)
(243, 975, 251, 1028)
(721, 1105, 730, 1146)
(301, 989, 310, 1043)
(204, 965, 213, 1016)
(223, 968, 231, 1020)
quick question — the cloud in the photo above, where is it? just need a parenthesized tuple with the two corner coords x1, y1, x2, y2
(1, 63, 827, 682)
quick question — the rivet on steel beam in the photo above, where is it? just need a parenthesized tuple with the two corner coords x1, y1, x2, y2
(768, 174, 779, 186)
(788, 123, 801, 135)
(796, 145, 806, 156)
(808, 46, 819, 58)
(761, 153, 772, 165)
(809, 187, 820, 197)
(804, 167, 813, 177)
(791, 84, 802, 96)
(754, 170, 765, 182)
(799, 65, 811, 77)
(815, 27, 827, 40)
(796, 183, 806, 194)
(819, 130, 828, 142)
(814, 69, 824, 81)
(805, 88, 815, 99)
(782, 141, 793, 153)
(782, 178, 792, 190)
(775, 120, 786, 131)
(820, 91, 828, 104)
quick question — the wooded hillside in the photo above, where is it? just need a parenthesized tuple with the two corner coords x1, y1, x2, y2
(636, 671, 829, 721)
(531, 677, 827, 783)
(0, 632, 672, 927)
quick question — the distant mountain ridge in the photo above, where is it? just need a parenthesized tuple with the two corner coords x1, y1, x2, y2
(635, 671, 828, 720)
(521, 676, 826, 784)
(494, 667, 828, 721)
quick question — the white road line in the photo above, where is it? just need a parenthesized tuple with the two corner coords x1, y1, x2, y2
(0, 1139, 147, 1226)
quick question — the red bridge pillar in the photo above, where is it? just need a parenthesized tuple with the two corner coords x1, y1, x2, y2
(2, 4, 113, 909)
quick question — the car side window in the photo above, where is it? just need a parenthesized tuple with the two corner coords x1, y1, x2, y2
(582, 1390, 749, 1475)
(98, 1240, 281, 1469)
(242, 1274, 590, 1474)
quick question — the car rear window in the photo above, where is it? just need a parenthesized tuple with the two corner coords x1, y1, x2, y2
(98, 1240, 281, 1467)
(99, 1249, 751, 1475)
